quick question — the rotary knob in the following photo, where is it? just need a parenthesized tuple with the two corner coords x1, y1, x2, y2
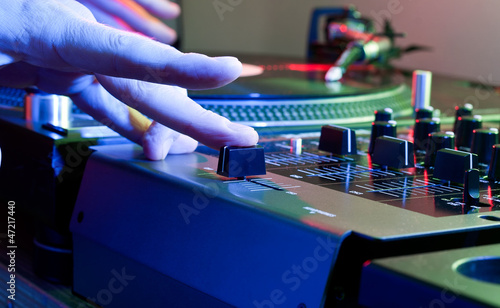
(290, 138, 303, 155)
(471, 128, 499, 165)
(217, 145, 266, 178)
(318, 125, 357, 155)
(368, 120, 397, 154)
(424, 131, 455, 166)
(415, 106, 434, 120)
(455, 115, 483, 150)
(453, 103, 473, 133)
(488, 144, 500, 181)
(413, 117, 441, 152)
(412, 70, 432, 110)
(24, 90, 73, 126)
(374, 108, 393, 122)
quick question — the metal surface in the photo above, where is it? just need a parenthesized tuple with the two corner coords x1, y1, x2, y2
(359, 244, 500, 307)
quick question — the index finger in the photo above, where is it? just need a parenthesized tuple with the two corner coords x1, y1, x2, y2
(96, 74, 259, 150)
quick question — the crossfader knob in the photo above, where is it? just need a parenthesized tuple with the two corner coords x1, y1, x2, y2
(217, 145, 266, 178)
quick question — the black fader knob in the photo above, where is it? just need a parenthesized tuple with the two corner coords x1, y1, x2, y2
(471, 128, 499, 165)
(455, 115, 483, 150)
(413, 117, 441, 152)
(318, 125, 357, 155)
(424, 131, 455, 166)
(371, 136, 415, 169)
(374, 108, 393, 122)
(433, 149, 478, 183)
(415, 106, 434, 120)
(463, 169, 480, 207)
(488, 144, 500, 181)
(453, 103, 473, 133)
(217, 145, 266, 178)
(368, 120, 397, 154)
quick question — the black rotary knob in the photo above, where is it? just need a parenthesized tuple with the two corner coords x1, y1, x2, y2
(368, 120, 397, 154)
(471, 128, 499, 164)
(415, 106, 434, 120)
(217, 145, 266, 178)
(318, 125, 357, 155)
(433, 149, 478, 183)
(488, 144, 500, 181)
(424, 131, 455, 166)
(453, 103, 473, 133)
(455, 115, 483, 150)
(374, 108, 393, 122)
(413, 118, 441, 152)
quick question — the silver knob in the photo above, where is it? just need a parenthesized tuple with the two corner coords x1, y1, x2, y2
(24, 91, 73, 127)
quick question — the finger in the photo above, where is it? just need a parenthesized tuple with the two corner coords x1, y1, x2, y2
(78, 0, 177, 44)
(69, 80, 152, 145)
(0, 62, 96, 96)
(69, 80, 199, 160)
(3, 1, 240, 89)
(76, 0, 135, 32)
(96, 75, 259, 150)
(39, 3, 241, 89)
(134, 0, 181, 19)
(142, 121, 198, 160)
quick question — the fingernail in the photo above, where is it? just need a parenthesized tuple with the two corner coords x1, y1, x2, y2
(215, 56, 242, 69)
(227, 121, 253, 132)
(226, 122, 259, 145)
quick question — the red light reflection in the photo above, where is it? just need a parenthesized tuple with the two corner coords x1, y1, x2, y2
(286, 64, 332, 72)
(488, 186, 494, 209)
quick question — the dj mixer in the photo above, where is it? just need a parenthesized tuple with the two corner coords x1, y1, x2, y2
(69, 85, 500, 307)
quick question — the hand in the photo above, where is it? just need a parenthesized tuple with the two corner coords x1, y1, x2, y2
(75, 0, 180, 44)
(0, 0, 258, 160)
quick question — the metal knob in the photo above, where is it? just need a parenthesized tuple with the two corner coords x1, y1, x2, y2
(24, 91, 73, 127)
